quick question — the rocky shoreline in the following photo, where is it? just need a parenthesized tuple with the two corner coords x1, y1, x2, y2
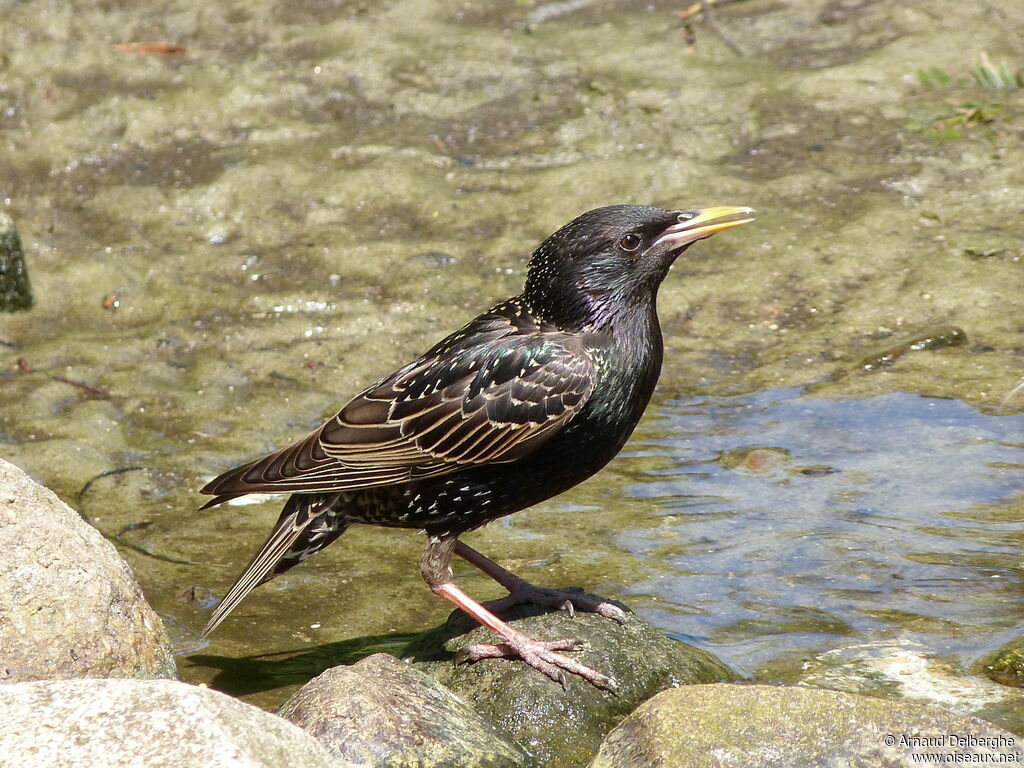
(2, 456, 1022, 768)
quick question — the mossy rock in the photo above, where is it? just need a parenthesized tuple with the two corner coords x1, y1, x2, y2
(590, 684, 1024, 768)
(0, 212, 32, 313)
(981, 635, 1024, 688)
(404, 599, 733, 768)
(279, 653, 531, 768)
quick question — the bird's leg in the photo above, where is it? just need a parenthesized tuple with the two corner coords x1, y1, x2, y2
(421, 535, 616, 689)
(453, 540, 627, 622)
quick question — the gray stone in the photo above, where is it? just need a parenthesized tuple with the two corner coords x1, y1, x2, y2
(279, 653, 530, 768)
(590, 683, 1024, 768)
(0, 458, 175, 682)
(405, 601, 733, 768)
(0, 212, 31, 312)
(0, 678, 344, 768)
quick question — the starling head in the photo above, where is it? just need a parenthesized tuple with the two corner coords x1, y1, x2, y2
(523, 204, 754, 331)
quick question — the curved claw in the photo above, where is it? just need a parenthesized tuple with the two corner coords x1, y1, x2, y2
(456, 635, 617, 690)
(430, 571, 619, 690)
(481, 583, 628, 624)
(455, 637, 579, 664)
(594, 602, 629, 624)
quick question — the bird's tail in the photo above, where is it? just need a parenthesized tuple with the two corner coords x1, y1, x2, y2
(202, 492, 348, 638)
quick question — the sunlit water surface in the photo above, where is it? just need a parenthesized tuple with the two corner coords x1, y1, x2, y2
(616, 388, 1024, 723)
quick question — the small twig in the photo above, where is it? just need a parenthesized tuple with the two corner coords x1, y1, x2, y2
(700, 0, 746, 55)
(677, 0, 707, 22)
(676, 0, 748, 56)
(50, 375, 111, 399)
(77, 466, 221, 567)
(13, 356, 111, 398)
(111, 42, 189, 55)
(676, 0, 749, 22)
(78, 466, 146, 502)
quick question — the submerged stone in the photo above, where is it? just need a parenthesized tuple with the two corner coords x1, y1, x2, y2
(404, 600, 733, 768)
(0, 212, 32, 312)
(718, 445, 792, 475)
(854, 325, 968, 372)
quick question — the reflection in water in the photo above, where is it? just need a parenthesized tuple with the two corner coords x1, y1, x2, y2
(618, 389, 1024, 712)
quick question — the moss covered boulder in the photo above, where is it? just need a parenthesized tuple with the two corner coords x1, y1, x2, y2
(405, 600, 732, 768)
(279, 653, 530, 768)
(0, 212, 31, 312)
(590, 684, 1024, 768)
(982, 635, 1024, 688)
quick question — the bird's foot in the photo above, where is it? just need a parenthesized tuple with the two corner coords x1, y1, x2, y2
(455, 634, 618, 690)
(482, 582, 628, 623)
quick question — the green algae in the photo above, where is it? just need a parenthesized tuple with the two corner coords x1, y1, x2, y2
(0, 213, 32, 312)
(405, 603, 732, 768)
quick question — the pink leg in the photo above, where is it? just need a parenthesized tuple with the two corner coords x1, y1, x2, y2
(421, 536, 617, 689)
(454, 540, 627, 622)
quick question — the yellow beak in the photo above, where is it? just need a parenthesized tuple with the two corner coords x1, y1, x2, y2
(653, 205, 756, 249)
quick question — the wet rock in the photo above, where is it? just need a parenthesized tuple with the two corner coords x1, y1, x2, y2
(278, 653, 530, 768)
(0, 458, 175, 683)
(718, 445, 792, 475)
(0, 678, 342, 768)
(590, 684, 1024, 768)
(0, 212, 32, 312)
(982, 635, 1024, 688)
(404, 601, 733, 768)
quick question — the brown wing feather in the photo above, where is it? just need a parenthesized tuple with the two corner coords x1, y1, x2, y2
(200, 314, 596, 504)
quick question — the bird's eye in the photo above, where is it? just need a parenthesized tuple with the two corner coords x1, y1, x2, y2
(618, 233, 642, 252)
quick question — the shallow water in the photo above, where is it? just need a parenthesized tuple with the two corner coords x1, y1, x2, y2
(620, 389, 1024, 726)
(1, 0, 1023, 725)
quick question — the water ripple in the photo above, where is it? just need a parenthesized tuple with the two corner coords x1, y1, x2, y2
(619, 389, 1024, 684)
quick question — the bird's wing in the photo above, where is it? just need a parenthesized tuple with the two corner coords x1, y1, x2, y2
(200, 322, 595, 504)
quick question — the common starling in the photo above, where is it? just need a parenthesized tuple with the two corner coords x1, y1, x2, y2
(200, 204, 755, 688)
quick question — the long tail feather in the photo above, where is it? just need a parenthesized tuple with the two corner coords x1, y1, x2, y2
(202, 492, 346, 637)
